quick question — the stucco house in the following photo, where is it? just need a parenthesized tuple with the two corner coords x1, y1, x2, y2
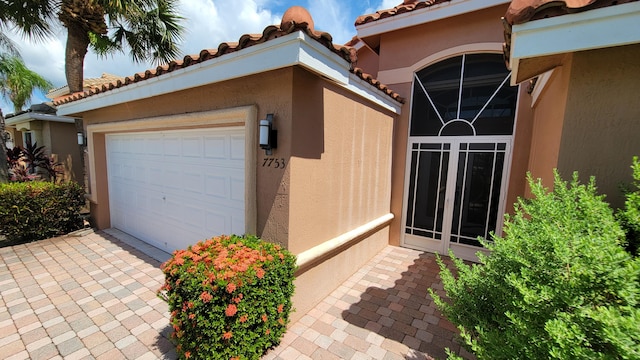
(54, 1, 639, 319)
(4, 103, 82, 182)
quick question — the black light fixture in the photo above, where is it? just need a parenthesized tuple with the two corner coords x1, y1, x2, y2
(259, 113, 277, 155)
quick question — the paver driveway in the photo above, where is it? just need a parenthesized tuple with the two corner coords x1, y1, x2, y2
(0, 229, 470, 359)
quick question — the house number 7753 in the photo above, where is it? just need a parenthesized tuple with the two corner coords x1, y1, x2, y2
(262, 158, 286, 168)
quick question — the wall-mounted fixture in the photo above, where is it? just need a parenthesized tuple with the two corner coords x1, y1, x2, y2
(3, 131, 13, 149)
(259, 113, 277, 155)
(77, 131, 85, 146)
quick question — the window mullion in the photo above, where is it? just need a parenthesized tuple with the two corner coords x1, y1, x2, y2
(414, 73, 445, 126)
(456, 54, 466, 120)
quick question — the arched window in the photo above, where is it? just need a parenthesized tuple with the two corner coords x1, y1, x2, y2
(410, 53, 516, 137)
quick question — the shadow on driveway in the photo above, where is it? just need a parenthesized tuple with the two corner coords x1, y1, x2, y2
(341, 250, 474, 360)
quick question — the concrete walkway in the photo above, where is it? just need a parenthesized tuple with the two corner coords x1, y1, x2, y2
(0, 230, 471, 359)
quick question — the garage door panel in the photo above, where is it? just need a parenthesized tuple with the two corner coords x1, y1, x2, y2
(182, 171, 205, 194)
(230, 135, 244, 160)
(107, 127, 245, 253)
(181, 136, 203, 158)
(163, 137, 181, 156)
(230, 177, 245, 202)
(204, 136, 227, 159)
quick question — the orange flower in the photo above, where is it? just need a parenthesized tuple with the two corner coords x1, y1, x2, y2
(256, 268, 265, 279)
(226, 282, 237, 293)
(277, 304, 284, 313)
(200, 291, 213, 303)
(184, 351, 191, 359)
(225, 304, 238, 317)
(222, 331, 233, 340)
(233, 294, 243, 304)
(261, 314, 268, 322)
(239, 314, 248, 323)
(188, 313, 195, 320)
(278, 317, 285, 325)
(265, 328, 271, 335)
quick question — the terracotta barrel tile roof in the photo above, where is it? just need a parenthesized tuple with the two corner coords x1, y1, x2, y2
(505, 0, 637, 24)
(355, 0, 452, 26)
(55, 6, 403, 107)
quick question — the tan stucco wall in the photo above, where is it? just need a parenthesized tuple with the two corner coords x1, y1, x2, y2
(557, 44, 640, 208)
(377, 5, 508, 72)
(288, 67, 395, 321)
(292, 228, 389, 322)
(506, 86, 535, 212)
(354, 45, 380, 77)
(47, 121, 83, 182)
(288, 68, 394, 254)
(526, 58, 573, 193)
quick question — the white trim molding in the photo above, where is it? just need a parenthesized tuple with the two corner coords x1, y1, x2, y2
(57, 32, 402, 116)
(5, 112, 77, 126)
(509, 1, 640, 85)
(86, 105, 258, 235)
(356, 0, 510, 39)
(530, 69, 555, 107)
(377, 43, 504, 85)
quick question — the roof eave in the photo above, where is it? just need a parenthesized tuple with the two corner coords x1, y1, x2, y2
(57, 31, 402, 116)
(5, 112, 77, 126)
(509, 1, 640, 84)
(356, 0, 510, 39)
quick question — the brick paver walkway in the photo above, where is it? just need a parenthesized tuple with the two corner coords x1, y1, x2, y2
(0, 230, 471, 359)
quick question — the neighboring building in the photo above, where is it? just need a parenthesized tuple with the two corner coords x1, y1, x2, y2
(4, 103, 82, 182)
(54, 1, 639, 319)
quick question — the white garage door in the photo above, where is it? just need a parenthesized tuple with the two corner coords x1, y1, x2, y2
(106, 127, 245, 253)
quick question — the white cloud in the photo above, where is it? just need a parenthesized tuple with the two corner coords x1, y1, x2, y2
(306, 0, 356, 44)
(378, 0, 402, 11)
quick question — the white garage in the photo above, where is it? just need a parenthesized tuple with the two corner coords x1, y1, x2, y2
(106, 127, 246, 253)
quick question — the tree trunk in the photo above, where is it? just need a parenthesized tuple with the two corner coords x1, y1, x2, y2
(0, 110, 9, 183)
(65, 22, 90, 94)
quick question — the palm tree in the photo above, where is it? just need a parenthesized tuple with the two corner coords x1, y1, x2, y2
(0, 54, 52, 182)
(0, 54, 52, 113)
(1, 0, 184, 93)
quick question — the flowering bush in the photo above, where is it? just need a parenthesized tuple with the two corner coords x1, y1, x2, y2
(159, 234, 296, 360)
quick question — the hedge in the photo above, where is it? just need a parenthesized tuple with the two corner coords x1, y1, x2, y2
(0, 181, 85, 243)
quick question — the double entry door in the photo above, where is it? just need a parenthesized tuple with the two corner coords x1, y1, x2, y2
(402, 137, 511, 261)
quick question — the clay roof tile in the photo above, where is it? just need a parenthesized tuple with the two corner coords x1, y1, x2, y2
(355, 0, 451, 26)
(54, 6, 402, 106)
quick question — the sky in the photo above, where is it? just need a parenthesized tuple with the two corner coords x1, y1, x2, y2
(1, 0, 401, 115)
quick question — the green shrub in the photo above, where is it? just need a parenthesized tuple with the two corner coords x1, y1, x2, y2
(618, 156, 640, 256)
(159, 234, 296, 360)
(429, 171, 640, 359)
(0, 181, 85, 243)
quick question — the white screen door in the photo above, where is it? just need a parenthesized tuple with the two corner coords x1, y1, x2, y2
(402, 53, 518, 261)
